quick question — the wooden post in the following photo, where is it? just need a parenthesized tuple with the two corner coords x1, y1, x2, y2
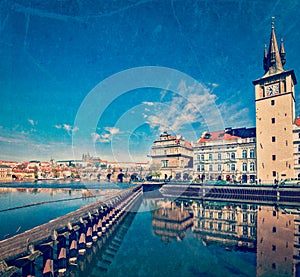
(57, 234, 67, 274)
(40, 242, 54, 277)
(78, 219, 86, 255)
(22, 260, 35, 277)
(68, 228, 78, 264)
(92, 213, 99, 242)
(86, 216, 93, 248)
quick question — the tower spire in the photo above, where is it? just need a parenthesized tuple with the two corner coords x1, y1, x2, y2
(280, 38, 286, 65)
(263, 17, 284, 76)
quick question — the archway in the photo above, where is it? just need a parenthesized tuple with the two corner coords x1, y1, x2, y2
(118, 173, 124, 183)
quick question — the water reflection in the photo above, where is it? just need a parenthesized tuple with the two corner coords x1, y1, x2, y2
(152, 201, 193, 243)
(2, 190, 300, 276)
(150, 199, 300, 277)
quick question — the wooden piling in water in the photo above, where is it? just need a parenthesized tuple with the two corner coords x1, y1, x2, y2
(0, 185, 142, 276)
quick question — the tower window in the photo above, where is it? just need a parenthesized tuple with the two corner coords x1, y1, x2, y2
(272, 155, 276, 161)
(272, 227, 276, 233)
(273, 171, 276, 177)
(272, 136, 276, 142)
(271, 118, 275, 124)
(271, 100, 275, 105)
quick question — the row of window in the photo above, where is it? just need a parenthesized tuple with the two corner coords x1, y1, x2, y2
(196, 162, 255, 172)
(198, 222, 255, 236)
(202, 211, 255, 222)
(196, 149, 255, 161)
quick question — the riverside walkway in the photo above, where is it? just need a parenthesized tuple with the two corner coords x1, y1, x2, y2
(159, 183, 300, 206)
(0, 185, 142, 276)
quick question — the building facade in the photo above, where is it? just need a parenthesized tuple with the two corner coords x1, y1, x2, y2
(253, 21, 297, 183)
(293, 119, 300, 180)
(0, 165, 12, 182)
(150, 131, 193, 180)
(193, 128, 256, 183)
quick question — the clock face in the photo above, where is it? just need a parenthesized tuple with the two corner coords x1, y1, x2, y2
(266, 83, 279, 96)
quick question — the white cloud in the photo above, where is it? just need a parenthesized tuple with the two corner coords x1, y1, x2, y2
(54, 123, 79, 135)
(144, 80, 222, 133)
(142, 101, 154, 106)
(63, 124, 72, 132)
(91, 132, 112, 143)
(91, 127, 121, 144)
(91, 132, 101, 143)
(72, 126, 79, 133)
(28, 119, 35, 126)
(218, 102, 253, 128)
(105, 127, 120, 135)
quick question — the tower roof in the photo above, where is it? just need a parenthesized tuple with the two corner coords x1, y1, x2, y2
(263, 18, 285, 77)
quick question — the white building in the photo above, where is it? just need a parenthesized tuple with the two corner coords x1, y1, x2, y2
(193, 128, 256, 183)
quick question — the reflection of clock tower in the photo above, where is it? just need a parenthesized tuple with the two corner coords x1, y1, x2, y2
(253, 20, 297, 182)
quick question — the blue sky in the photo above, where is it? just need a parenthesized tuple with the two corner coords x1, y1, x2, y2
(1, 0, 300, 162)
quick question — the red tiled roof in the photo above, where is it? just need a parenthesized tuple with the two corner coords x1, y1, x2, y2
(295, 118, 300, 127)
(198, 131, 240, 143)
(184, 141, 193, 149)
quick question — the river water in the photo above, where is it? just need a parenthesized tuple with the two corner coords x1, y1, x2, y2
(0, 182, 299, 276)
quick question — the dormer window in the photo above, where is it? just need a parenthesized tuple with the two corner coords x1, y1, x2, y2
(204, 133, 211, 139)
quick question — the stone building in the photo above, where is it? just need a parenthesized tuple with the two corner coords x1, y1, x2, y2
(293, 118, 300, 180)
(150, 131, 193, 180)
(0, 165, 12, 182)
(253, 20, 297, 183)
(193, 127, 256, 183)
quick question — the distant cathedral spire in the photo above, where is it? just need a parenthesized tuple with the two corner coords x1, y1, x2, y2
(263, 17, 285, 75)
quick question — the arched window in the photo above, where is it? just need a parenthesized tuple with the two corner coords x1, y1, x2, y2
(250, 149, 255, 158)
(231, 164, 236, 171)
(197, 165, 200, 172)
(231, 152, 236, 160)
(242, 150, 247, 158)
(250, 162, 255, 171)
(242, 163, 247, 171)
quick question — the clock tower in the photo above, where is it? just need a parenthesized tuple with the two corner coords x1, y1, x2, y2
(253, 20, 297, 183)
